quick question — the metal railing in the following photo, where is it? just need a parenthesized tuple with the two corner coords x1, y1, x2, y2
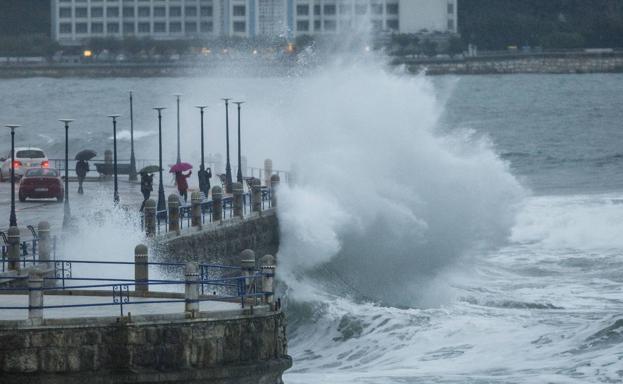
(0, 236, 55, 273)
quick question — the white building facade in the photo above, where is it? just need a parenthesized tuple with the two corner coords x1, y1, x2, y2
(51, 0, 457, 44)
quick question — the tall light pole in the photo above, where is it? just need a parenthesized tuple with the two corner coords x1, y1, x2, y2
(108, 115, 121, 204)
(195, 105, 208, 195)
(174, 93, 182, 164)
(233, 101, 245, 183)
(59, 119, 74, 228)
(222, 98, 232, 193)
(129, 90, 137, 181)
(5, 124, 20, 228)
(153, 107, 167, 213)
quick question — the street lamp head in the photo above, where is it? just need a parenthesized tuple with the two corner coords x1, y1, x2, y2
(58, 119, 74, 124)
(5, 124, 21, 129)
(195, 105, 208, 110)
(174, 93, 183, 99)
(153, 107, 166, 111)
(233, 101, 245, 106)
(107, 114, 121, 120)
(222, 98, 231, 103)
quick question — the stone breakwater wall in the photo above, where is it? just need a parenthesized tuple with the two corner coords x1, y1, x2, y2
(400, 53, 623, 75)
(160, 208, 279, 266)
(0, 309, 291, 384)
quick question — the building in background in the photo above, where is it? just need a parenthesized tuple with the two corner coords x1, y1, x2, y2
(51, 0, 457, 44)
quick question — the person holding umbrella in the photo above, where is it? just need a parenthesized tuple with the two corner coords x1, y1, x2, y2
(138, 165, 159, 211)
(75, 149, 96, 194)
(170, 162, 193, 203)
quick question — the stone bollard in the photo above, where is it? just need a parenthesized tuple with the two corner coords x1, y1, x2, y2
(270, 174, 280, 208)
(144, 199, 156, 237)
(212, 186, 223, 222)
(168, 194, 180, 235)
(37, 221, 51, 268)
(264, 158, 273, 186)
(251, 178, 262, 213)
(104, 149, 113, 179)
(260, 255, 276, 305)
(134, 244, 149, 295)
(7, 226, 20, 271)
(28, 270, 44, 322)
(233, 182, 244, 218)
(191, 191, 203, 229)
(184, 262, 200, 315)
(240, 249, 256, 297)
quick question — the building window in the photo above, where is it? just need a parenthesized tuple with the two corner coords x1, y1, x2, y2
(123, 7, 135, 17)
(91, 23, 104, 33)
(387, 3, 398, 15)
(75, 7, 88, 17)
(200, 6, 213, 17)
(324, 19, 336, 31)
(91, 7, 104, 17)
(447, 19, 454, 30)
(296, 20, 309, 31)
(123, 22, 135, 34)
(59, 23, 72, 33)
(185, 6, 197, 17)
(233, 21, 246, 32)
(355, 4, 367, 15)
(154, 22, 166, 32)
(169, 22, 182, 32)
(59, 8, 72, 18)
(185, 21, 197, 33)
(76, 23, 88, 33)
(448, 3, 454, 14)
(107, 7, 120, 17)
(200, 21, 213, 32)
(154, 7, 166, 17)
(387, 19, 398, 30)
(296, 4, 309, 16)
(233, 5, 245, 17)
(371, 4, 383, 15)
(107, 23, 120, 33)
(314, 19, 321, 30)
(138, 22, 150, 33)
(339, 4, 351, 14)
(138, 7, 150, 17)
(170, 7, 182, 17)
(314, 5, 320, 16)
(371, 20, 382, 30)
(324, 5, 336, 15)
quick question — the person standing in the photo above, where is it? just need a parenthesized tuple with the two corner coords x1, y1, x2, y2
(139, 172, 153, 211)
(75, 160, 89, 194)
(198, 166, 212, 198)
(175, 170, 192, 203)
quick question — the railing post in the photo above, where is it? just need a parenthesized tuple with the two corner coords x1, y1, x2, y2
(144, 199, 156, 237)
(264, 158, 272, 186)
(134, 244, 149, 295)
(28, 270, 44, 323)
(270, 174, 280, 208)
(233, 182, 244, 218)
(251, 179, 262, 213)
(240, 249, 256, 302)
(260, 254, 276, 305)
(184, 262, 200, 316)
(168, 194, 180, 235)
(212, 186, 223, 222)
(37, 221, 51, 268)
(7, 226, 20, 271)
(191, 191, 202, 229)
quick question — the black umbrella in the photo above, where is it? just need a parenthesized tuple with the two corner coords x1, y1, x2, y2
(75, 149, 97, 161)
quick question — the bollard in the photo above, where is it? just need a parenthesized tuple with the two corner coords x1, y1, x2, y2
(7, 226, 20, 271)
(240, 249, 256, 298)
(191, 191, 203, 229)
(168, 194, 180, 235)
(264, 158, 273, 187)
(144, 199, 156, 237)
(184, 262, 200, 315)
(212, 186, 223, 222)
(134, 244, 149, 294)
(260, 254, 276, 305)
(233, 182, 244, 218)
(270, 174, 280, 208)
(251, 178, 262, 213)
(28, 270, 44, 322)
(104, 149, 113, 179)
(37, 221, 51, 268)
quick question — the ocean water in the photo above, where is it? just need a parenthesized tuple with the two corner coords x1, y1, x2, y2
(0, 61, 622, 383)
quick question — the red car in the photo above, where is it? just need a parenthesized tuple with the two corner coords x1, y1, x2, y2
(19, 168, 64, 202)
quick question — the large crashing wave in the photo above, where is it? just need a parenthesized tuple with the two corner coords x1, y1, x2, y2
(274, 62, 526, 307)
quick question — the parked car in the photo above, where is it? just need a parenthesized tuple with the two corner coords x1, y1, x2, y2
(18, 168, 64, 202)
(0, 147, 49, 181)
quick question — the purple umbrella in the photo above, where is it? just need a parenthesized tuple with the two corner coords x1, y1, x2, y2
(169, 162, 193, 173)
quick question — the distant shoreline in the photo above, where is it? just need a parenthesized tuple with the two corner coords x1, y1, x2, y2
(1, 52, 622, 78)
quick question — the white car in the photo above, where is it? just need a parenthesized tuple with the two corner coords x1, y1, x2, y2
(0, 147, 49, 181)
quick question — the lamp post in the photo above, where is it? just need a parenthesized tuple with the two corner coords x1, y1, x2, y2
(5, 124, 20, 228)
(108, 115, 121, 204)
(233, 101, 245, 183)
(59, 119, 74, 228)
(222, 98, 232, 193)
(153, 107, 167, 213)
(195, 105, 208, 195)
(174, 93, 182, 164)
(129, 91, 137, 181)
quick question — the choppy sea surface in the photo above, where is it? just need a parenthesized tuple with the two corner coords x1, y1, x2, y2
(0, 65, 622, 383)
